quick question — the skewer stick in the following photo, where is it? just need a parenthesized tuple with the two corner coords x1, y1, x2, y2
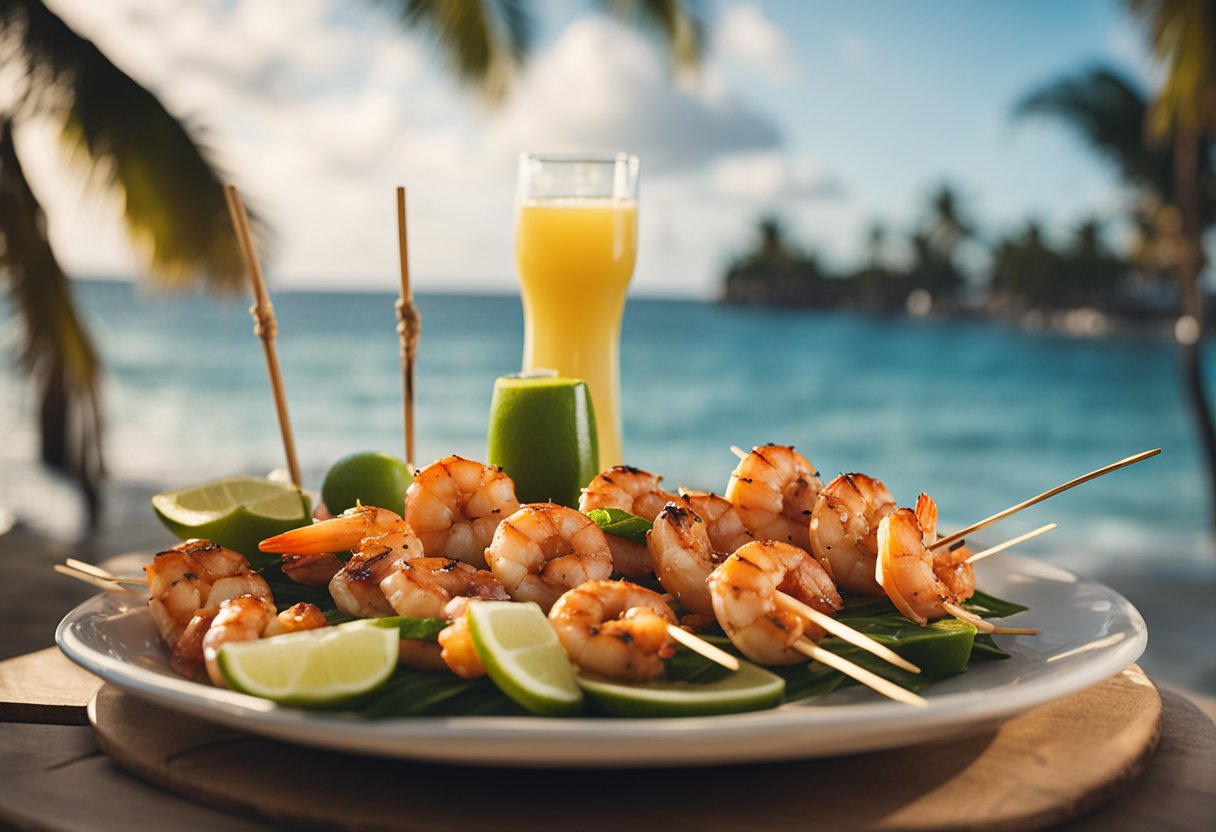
(54, 565, 144, 594)
(64, 558, 143, 585)
(666, 625, 740, 671)
(793, 638, 927, 707)
(931, 449, 1160, 551)
(775, 592, 921, 674)
(730, 445, 748, 460)
(395, 186, 421, 470)
(223, 185, 302, 487)
(964, 523, 1057, 565)
(941, 601, 1039, 636)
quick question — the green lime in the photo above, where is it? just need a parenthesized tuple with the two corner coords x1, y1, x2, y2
(888, 619, 977, 679)
(321, 451, 412, 514)
(577, 660, 785, 717)
(466, 600, 583, 716)
(152, 476, 311, 567)
(487, 373, 598, 508)
(218, 621, 398, 706)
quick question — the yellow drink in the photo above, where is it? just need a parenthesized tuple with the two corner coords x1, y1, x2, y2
(515, 198, 637, 468)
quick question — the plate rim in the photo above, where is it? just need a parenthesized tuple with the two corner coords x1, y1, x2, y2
(56, 553, 1148, 766)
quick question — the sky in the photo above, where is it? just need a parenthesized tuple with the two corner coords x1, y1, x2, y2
(18, 0, 1162, 298)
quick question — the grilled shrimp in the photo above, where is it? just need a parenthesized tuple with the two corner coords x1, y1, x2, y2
(876, 494, 977, 625)
(708, 540, 842, 665)
(406, 455, 520, 568)
(809, 473, 896, 596)
(548, 580, 677, 682)
(379, 557, 510, 679)
(484, 503, 613, 611)
(260, 505, 423, 618)
(647, 492, 753, 622)
(913, 492, 976, 602)
(201, 596, 327, 687)
(579, 466, 678, 576)
(725, 445, 823, 550)
(675, 490, 754, 554)
(145, 540, 252, 644)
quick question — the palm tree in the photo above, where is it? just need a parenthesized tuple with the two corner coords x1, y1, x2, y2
(1, 0, 254, 521)
(0, 0, 705, 525)
(925, 183, 976, 263)
(1128, 0, 1216, 526)
(863, 221, 889, 271)
(1017, 54, 1216, 526)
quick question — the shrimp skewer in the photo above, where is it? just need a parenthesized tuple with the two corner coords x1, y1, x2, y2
(709, 541, 926, 706)
(964, 523, 1057, 565)
(929, 448, 1160, 551)
(261, 505, 423, 618)
(877, 497, 1038, 636)
(650, 500, 916, 673)
(548, 580, 678, 682)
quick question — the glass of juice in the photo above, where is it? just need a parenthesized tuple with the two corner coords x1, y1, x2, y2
(514, 152, 639, 469)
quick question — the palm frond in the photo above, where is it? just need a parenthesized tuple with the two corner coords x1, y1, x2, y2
(0, 117, 103, 519)
(1015, 66, 1174, 198)
(369, 0, 534, 101)
(1, 0, 260, 293)
(1128, 0, 1216, 137)
(601, 0, 706, 70)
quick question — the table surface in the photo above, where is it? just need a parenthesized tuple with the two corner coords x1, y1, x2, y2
(1, 648, 1214, 831)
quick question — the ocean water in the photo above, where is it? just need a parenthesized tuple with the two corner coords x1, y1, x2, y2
(1, 279, 1213, 572)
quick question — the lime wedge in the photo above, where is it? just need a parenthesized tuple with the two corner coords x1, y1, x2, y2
(487, 374, 598, 508)
(466, 600, 583, 716)
(218, 621, 397, 706)
(577, 660, 785, 717)
(152, 476, 311, 566)
(321, 451, 412, 515)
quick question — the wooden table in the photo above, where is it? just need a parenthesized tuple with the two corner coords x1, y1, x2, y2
(2, 648, 1214, 831)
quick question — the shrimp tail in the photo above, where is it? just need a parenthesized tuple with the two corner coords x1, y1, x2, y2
(260, 515, 367, 555)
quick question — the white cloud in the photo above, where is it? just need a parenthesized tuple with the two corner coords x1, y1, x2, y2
(19, 1, 797, 297)
(486, 17, 781, 174)
(711, 151, 841, 201)
(717, 3, 797, 81)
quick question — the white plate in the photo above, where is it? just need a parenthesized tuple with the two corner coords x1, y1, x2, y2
(56, 553, 1146, 767)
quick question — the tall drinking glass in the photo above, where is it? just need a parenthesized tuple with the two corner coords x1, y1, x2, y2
(514, 153, 639, 469)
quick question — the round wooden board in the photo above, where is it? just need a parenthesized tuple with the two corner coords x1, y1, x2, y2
(90, 666, 1162, 832)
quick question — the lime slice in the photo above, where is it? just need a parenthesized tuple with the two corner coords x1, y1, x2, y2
(577, 660, 785, 717)
(487, 373, 598, 508)
(152, 476, 311, 566)
(466, 600, 583, 716)
(321, 451, 412, 515)
(218, 621, 397, 706)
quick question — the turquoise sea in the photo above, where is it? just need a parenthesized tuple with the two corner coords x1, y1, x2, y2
(1, 279, 1212, 572)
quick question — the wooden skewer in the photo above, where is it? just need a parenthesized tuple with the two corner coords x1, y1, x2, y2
(775, 592, 921, 674)
(223, 184, 302, 487)
(64, 558, 143, 586)
(792, 638, 927, 707)
(666, 625, 740, 671)
(990, 625, 1040, 635)
(730, 445, 748, 460)
(941, 601, 1039, 636)
(964, 523, 1058, 565)
(395, 186, 422, 470)
(931, 449, 1160, 551)
(54, 564, 144, 594)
